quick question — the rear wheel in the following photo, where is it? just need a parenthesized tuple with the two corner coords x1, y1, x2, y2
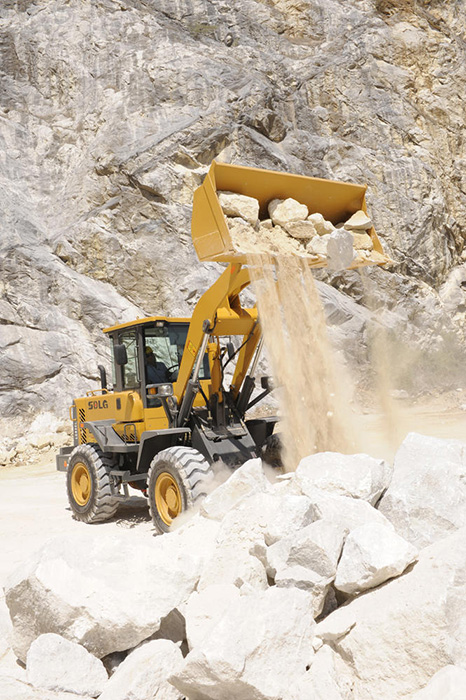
(148, 447, 213, 534)
(67, 444, 119, 523)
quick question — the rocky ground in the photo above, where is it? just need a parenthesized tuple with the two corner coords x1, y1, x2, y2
(2, 422, 466, 698)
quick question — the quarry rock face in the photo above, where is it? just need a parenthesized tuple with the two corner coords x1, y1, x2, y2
(1, 0, 466, 416)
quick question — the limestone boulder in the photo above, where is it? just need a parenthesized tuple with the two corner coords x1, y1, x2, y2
(268, 198, 309, 226)
(284, 220, 317, 240)
(200, 458, 271, 521)
(228, 216, 257, 252)
(326, 229, 355, 270)
(5, 520, 219, 662)
(297, 487, 394, 532)
(266, 520, 347, 616)
(411, 665, 466, 699)
(315, 527, 466, 698)
(218, 191, 260, 226)
(296, 451, 392, 506)
(334, 523, 418, 595)
(352, 232, 374, 250)
(343, 210, 372, 231)
(170, 587, 316, 700)
(378, 433, 466, 548)
(308, 213, 334, 236)
(26, 633, 107, 698)
(284, 645, 353, 700)
(98, 639, 183, 700)
(184, 584, 241, 650)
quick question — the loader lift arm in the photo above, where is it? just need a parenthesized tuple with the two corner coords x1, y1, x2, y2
(172, 262, 261, 422)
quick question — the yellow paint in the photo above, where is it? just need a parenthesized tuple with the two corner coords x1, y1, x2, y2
(70, 462, 91, 506)
(191, 160, 390, 265)
(155, 472, 182, 525)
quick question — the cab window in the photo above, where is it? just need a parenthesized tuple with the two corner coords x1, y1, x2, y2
(118, 330, 139, 388)
(144, 323, 210, 382)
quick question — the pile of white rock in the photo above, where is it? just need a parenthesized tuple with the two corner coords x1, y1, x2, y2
(218, 191, 386, 270)
(3, 432, 466, 699)
(0, 413, 71, 468)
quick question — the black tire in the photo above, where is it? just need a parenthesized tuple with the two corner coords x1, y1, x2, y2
(148, 446, 213, 534)
(66, 443, 119, 523)
(261, 433, 284, 470)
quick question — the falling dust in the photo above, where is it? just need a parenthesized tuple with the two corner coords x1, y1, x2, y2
(248, 253, 356, 472)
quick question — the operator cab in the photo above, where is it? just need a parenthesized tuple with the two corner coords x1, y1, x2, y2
(104, 317, 210, 408)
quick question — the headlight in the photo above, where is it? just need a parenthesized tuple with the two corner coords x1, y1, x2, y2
(157, 384, 174, 397)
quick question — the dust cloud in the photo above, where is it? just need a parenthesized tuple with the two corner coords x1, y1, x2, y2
(248, 253, 354, 472)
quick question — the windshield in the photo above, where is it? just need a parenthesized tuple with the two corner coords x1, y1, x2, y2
(143, 323, 210, 380)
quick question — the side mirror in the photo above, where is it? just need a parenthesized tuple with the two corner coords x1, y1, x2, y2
(98, 365, 107, 390)
(226, 342, 235, 360)
(114, 344, 128, 366)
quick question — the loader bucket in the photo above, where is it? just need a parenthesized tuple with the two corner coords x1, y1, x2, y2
(191, 161, 391, 268)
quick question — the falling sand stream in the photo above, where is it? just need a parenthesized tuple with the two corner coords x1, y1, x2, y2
(248, 253, 354, 471)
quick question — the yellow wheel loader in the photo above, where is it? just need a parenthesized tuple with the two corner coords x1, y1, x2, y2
(57, 161, 390, 532)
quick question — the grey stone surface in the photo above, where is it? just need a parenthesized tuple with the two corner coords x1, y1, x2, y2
(2, 0, 466, 419)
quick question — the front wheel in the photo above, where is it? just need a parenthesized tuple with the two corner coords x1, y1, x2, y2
(148, 447, 213, 534)
(66, 444, 119, 523)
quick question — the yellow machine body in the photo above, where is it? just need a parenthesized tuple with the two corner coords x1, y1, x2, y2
(191, 160, 390, 268)
(65, 160, 390, 473)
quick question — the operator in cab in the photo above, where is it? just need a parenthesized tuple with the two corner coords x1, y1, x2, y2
(145, 346, 169, 384)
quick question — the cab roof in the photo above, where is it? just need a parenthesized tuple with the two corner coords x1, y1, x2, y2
(103, 316, 191, 334)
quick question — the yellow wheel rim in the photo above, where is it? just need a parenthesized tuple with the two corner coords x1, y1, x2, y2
(155, 472, 182, 526)
(71, 462, 92, 507)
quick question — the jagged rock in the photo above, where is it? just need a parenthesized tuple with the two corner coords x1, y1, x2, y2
(5, 521, 219, 662)
(0, 676, 92, 700)
(198, 492, 275, 590)
(266, 520, 347, 616)
(411, 665, 466, 699)
(296, 486, 394, 532)
(267, 520, 347, 580)
(284, 645, 353, 700)
(334, 523, 418, 595)
(296, 451, 392, 506)
(200, 458, 270, 521)
(306, 229, 354, 269)
(184, 584, 241, 650)
(352, 232, 374, 250)
(218, 191, 260, 226)
(326, 229, 355, 270)
(262, 494, 315, 545)
(378, 433, 466, 548)
(227, 216, 258, 252)
(307, 234, 330, 257)
(308, 213, 335, 236)
(315, 527, 466, 698)
(268, 198, 309, 227)
(98, 639, 183, 700)
(26, 634, 107, 698)
(170, 587, 316, 700)
(284, 220, 317, 240)
(343, 210, 372, 231)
